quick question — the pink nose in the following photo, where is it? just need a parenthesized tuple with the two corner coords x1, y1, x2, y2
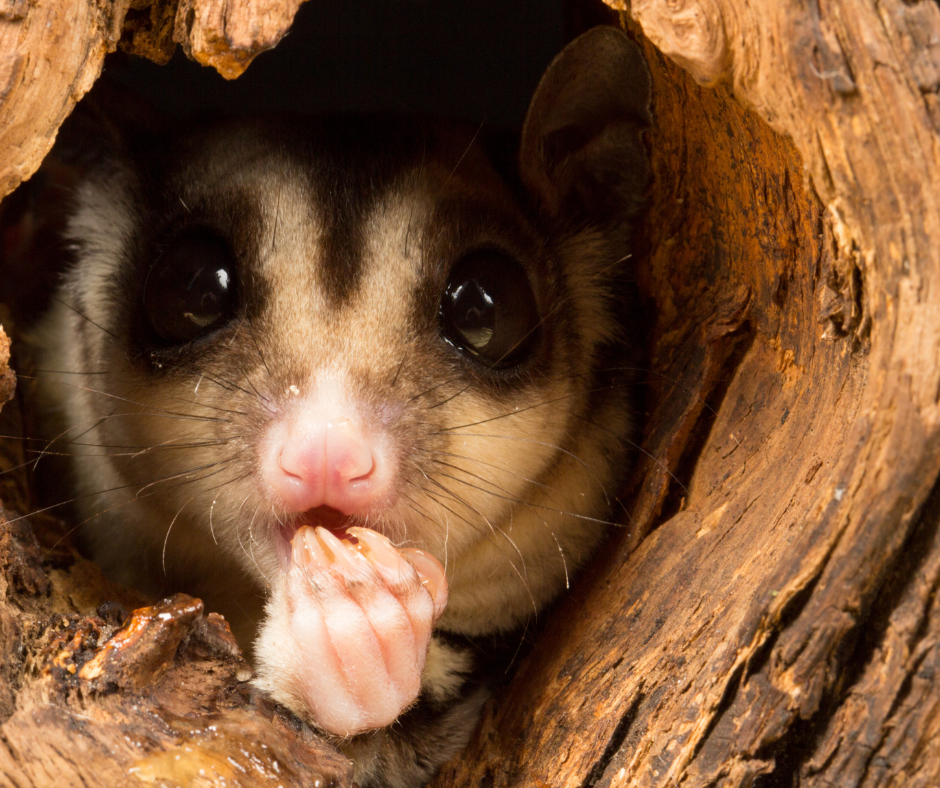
(263, 416, 393, 515)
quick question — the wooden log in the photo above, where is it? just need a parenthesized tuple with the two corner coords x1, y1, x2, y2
(0, 0, 120, 200)
(172, 0, 308, 79)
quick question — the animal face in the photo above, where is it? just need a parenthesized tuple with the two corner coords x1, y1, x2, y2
(39, 113, 634, 637)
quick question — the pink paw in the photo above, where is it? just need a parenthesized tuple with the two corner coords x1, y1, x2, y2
(258, 526, 447, 737)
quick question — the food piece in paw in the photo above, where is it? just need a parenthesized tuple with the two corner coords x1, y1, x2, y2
(254, 525, 447, 737)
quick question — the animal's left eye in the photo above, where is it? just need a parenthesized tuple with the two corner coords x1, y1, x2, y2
(439, 249, 540, 368)
(143, 227, 237, 344)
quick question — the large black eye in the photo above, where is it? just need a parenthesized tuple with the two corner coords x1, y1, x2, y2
(440, 249, 540, 368)
(143, 227, 237, 344)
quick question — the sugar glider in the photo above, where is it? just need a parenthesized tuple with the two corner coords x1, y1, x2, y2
(33, 26, 650, 787)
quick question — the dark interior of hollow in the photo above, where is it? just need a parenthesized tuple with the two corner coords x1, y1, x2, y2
(112, 0, 566, 125)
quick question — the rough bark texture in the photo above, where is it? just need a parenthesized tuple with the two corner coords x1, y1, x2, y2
(122, 0, 308, 77)
(0, 0, 122, 200)
(0, 0, 305, 202)
(1, 0, 939, 785)
(0, 327, 14, 412)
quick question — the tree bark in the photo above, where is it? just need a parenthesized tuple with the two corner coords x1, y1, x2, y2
(2, 0, 940, 786)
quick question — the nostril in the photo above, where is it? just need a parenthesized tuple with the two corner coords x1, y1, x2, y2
(279, 448, 304, 481)
(349, 455, 377, 483)
(278, 436, 325, 483)
(328, 423, 376, 483)
(350, 466, 374, 483)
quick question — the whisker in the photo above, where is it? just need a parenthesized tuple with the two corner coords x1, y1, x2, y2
(31, 368, 109, 376)
(234, 504, 254, 574)
(68, 407, 118, 444)
(443, 508, 449, 576)
(421, 487, 487, 545)
(0, 433, 231, 455)
(209, 498, 219, 545)
(433, 465, 613, 527)
(505, 618, 531, 674)
(167, 392, 248, 417)
(407, 373, 466, 405)
(51, 296, 119, 341)
(572, 412, 688, 499)
(233, 491, 253, 523)
(271, 182, 282, 252)
(198, 372, 237, 394)
(41, 463, 247, 554)
(425, 379, 474, 411)
(444, 117, 486, 185)
(247, 322, 274, 385)
(197, 369, 271, 411)
(550, 530, 569, 589)
(245, 503, 272, 585)
(19, 437, 235, 460)
(427, 458, 534, 502)
(421, 448, 552, 491)
(430, 460, 623, 527)
(0, 436, 136, 479)
(64, 438, 230, 451)
(390, 356, 406, 388)
(163, 498, 194, 576)
(439, 381, 630, 432)
(422, 483, 537, 615)
(17, 405, 234, 474)
(434, 431, 611, 507)
(201, 471, 252, 495)
(135, 450, 247, 498)
(557, 365, 723, 420)
(205, 371, 270, 411)
(421, 472, 532, 586)
(19, 376, 230, 423)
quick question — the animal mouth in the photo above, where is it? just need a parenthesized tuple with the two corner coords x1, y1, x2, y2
(276, 506, 354, 568)
(296, 505, 351, 533)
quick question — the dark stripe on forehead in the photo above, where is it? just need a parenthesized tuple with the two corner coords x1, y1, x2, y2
(316, 166, 369, 304)
(310, 118, 432, 306)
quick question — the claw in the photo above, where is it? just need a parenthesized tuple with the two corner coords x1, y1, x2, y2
(291, 525, 333, 570)
(315, 526, 365, 571)
(401, 548, 448, 618)
(347, 527, 409, 575)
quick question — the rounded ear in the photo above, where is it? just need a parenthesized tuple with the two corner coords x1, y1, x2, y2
(520, 26, 652, 225)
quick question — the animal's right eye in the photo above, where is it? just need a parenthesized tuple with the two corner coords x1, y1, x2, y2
(143, 227, 238, 344)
